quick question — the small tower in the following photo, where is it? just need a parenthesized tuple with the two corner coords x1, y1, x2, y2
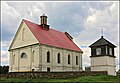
(40, 14, 47, 25)
(40, 14, 49, 30)
(89, 36, 116, 76)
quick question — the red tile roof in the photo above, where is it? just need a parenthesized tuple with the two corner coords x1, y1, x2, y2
(24, 19, 83, 52)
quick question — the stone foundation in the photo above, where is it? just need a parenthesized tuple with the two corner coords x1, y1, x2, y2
(2, 71, 108, 79)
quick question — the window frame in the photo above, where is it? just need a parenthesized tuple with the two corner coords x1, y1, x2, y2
(96, 48, 101, 55)
(68, 55, 70, 64)
(109, 48, 112, 55)
(76, 56, 78, 65)
(47, 51, 50, 63)
(57, 53, 61, 64)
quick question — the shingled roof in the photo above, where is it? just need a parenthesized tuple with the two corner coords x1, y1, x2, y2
(89, 36, 116, 47)
(24, 19, 83, 52)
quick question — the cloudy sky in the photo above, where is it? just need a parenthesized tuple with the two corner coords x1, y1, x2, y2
(1, 1, 119, 71)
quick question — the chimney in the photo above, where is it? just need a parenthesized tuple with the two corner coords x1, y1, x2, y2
(40, 14, 49, 30)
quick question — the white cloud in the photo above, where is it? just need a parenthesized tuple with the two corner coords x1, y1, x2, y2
(1, 1, 21, 26)
(1, 41, 11, 49)
(75, 2, 118, 46)
(0, 50, 9, 66)
(5, 1, 46, 21)
(81, 47, 91, 70)
(86, 8, 101, 26)
(1, 1, 46, 33)
(1, 50, 8, 56)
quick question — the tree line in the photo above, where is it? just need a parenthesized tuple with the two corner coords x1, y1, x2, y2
(0, 66, 9, 74)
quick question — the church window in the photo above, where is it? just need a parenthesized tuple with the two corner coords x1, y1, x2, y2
(76, 56, 78, 65)
(57, 53, 60, 63)
(96, 48, 101, 55)
(47, 51, 50, 63)
(22, 28, 25, 41)
(68, 55, 70, 64)
(21, 53, 27, 58)
(32, 51, 34, 62)
(109, 48, 112, 55)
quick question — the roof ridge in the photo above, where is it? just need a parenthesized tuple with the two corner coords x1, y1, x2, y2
(23, 19, 65, 34)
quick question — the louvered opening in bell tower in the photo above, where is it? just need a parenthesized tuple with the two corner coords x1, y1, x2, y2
(40, 14, 50, 30)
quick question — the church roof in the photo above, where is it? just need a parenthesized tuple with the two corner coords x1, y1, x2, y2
(23, 19, 83, 52)
(89, 36, 116, 47)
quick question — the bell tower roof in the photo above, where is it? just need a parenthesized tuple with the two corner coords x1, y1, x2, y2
(89, 36, 116, 48)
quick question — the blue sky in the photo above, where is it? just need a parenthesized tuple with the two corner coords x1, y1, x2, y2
(1, 1, 119, 71)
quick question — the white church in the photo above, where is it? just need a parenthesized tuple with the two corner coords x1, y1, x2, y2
(8, 14, 83, 72)
(8, 14, 116, 76)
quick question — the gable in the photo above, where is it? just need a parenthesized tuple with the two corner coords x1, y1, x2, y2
(9, 20, 39, 50)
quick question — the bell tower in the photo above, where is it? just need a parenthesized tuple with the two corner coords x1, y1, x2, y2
(89, 36, 116, 76)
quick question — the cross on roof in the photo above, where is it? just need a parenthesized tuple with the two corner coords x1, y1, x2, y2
(101, 28, 104, 37)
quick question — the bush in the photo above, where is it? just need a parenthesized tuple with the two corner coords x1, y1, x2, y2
(0, 66, 9, 74)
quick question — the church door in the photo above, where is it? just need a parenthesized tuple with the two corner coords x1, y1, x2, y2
(47, 67, 50, 72)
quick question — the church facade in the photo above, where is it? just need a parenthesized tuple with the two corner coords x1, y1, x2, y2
(8, 14, 83, 72)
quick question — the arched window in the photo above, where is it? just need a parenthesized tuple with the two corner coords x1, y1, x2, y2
(47, 51, 50, 63)
(76, 56, 78, 65)
(57, 53, 60, 63)
(13, 54, 15, 65)
(68, 55, 70, 64)
(32, 51, 34, 62)
(21, 53, 27, 58)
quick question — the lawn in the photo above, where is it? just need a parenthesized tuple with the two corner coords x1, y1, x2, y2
(0, 75, 119, 82)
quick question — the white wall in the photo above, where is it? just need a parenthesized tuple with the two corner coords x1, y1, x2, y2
(9, 45, 40, 72)
(91, 66, 116, 76)
(91, 56, 116, 76)
(41, 45, 82, 72)
(9, 20, 83, 72)
(10, 21, 39, 50)
(9, 20, 40, 72)
(9, 44, 82, 72)
(91, 56, 115, 66)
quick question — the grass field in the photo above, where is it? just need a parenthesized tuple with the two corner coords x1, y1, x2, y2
(0, 75, 119, 82)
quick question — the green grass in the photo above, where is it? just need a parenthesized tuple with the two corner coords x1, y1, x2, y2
(0, 75, 119, 82)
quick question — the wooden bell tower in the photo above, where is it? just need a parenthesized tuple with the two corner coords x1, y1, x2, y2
(89, 36, 116, 76)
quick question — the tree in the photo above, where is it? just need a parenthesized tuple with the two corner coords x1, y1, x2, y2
(0, 66, 9, 74)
